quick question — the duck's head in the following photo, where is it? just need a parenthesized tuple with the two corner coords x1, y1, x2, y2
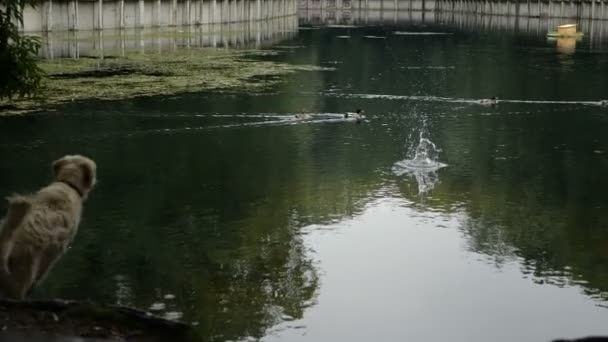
(355, 109, 364, 114)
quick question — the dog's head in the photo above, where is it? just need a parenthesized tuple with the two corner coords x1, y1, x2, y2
(52, 155, 97, 200)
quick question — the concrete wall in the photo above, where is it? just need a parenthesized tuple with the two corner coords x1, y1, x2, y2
(298, 0, 608, 20)
(299, 7, 436, 24)
(40, 15, 298, 58)
(298, 0, 435, 12)
(435, 0, 608, 20)
(23, 0, 298, 32)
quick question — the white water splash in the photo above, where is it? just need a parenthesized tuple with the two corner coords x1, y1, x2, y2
(393, 132, 447, 194)
(394, 136, 447, 172)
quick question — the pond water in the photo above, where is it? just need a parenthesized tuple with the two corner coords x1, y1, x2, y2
(2, 14, 608, 342)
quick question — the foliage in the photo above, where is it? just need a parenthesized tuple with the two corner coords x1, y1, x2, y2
(0, 0, 44, 99)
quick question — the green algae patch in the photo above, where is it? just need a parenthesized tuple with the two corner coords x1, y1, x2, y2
(0, 48, 332, 115)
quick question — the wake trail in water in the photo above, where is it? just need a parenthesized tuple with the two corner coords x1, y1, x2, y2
(313, 92, 605, 106)
(0, 113, 360, 149)
(497, 99, 600, 105)
(107, 114, 359, 138)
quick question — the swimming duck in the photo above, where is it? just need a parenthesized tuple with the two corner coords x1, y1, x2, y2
(294, 113, 312, 120)
(600, 100, 608, 107)
(479, 97, 499, 105)
(344, 109, 364, 123)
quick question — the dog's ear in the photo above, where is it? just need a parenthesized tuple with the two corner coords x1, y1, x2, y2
(52, 157, 69, 176)
(79, 162, 96, 189)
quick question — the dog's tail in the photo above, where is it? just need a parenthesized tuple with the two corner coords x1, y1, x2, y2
(0, 195, 31, 274)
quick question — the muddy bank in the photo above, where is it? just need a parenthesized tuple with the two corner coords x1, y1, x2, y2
(0, 299, 203, 341)
(0, 48, 331, 115)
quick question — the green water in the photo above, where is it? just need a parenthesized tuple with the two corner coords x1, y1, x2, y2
(2, 21, 608, 342)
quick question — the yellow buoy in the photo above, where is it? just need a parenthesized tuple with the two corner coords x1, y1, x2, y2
(547, 24, 584, 38)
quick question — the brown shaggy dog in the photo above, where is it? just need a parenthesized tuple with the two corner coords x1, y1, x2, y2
(0, 155, 97, 299)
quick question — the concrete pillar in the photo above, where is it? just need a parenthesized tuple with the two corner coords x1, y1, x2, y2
(119, 0, 125, 28)
(43, 0, 53, 32)
(156, 0, 162, 26)
(235, 0, 239, 22)
(223, 0, 228, 22)
(216, 0, 221, 23)
(186, 0, 191, 25)
(172, 0, 178, 26)
(68, 0, 78, 31)
(242, 0, 246, 21)
(210, 0, 215, 23)
(256, 0, 261, 20)
(306, 0, 311, 21)
(393, 4, 397, 21)
(138, 0, 144, 28)
(230, 0, 234, 22)
(234, 0, 238, 22)
(195, 0, 200, 25)
(97, 0, 103, 30)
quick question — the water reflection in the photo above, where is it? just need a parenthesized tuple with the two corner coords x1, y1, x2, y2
(398, 169, 441, 195)
(552, 36, 578, 54)
(299, 8, 608, 48)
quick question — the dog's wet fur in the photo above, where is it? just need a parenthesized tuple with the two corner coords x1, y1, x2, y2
(0, 155, 97, 299)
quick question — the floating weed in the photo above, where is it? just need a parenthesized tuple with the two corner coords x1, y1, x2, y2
(0, 48, 332, 115)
